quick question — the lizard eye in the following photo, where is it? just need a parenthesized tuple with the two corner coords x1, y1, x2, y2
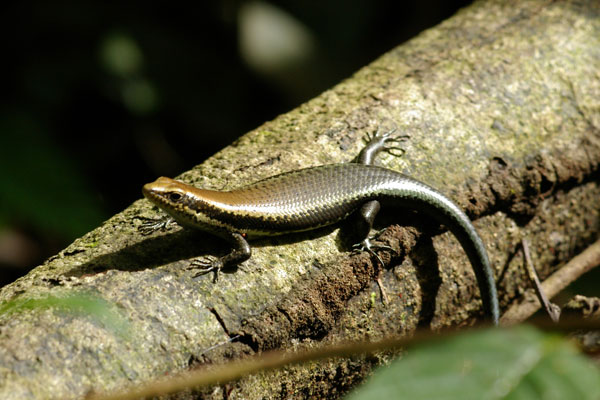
(168, 192, 183, 202)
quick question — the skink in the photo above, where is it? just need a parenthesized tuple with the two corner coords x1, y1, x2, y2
(141, 130, 500, 325)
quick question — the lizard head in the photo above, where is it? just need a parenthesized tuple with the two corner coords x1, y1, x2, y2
(142, 177, 203, 228)
(143, 177, 190, 207)
(142, 177, 238, 234)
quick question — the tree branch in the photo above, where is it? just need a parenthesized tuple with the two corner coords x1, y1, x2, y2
(501, 239, 600, 325)
(1, 0, 599, 398)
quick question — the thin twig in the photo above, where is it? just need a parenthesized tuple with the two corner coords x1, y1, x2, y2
(88, 330, 439, 400)
(521, 238, 561, 323)
(501, 239, 600, 326)
(200, 335, 240, 356)
(376, 275, 390, 305)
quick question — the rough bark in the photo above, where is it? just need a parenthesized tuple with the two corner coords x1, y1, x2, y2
(1, 0, 599, 398)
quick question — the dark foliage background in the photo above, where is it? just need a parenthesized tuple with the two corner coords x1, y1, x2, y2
(0, 1, 472, 285)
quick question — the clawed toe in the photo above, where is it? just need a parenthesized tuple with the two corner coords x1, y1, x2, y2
(190, 256, 223, 282)
(355, 229, 399, 255)
(361, 126, 409, 158)
(383, 146, 407, 157)
(370, 243, 397, 254)
(136, 216, 175, 235)
(353, 238, 387, 267)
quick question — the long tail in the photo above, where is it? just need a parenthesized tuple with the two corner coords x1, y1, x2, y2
(384, 178, 500, 325)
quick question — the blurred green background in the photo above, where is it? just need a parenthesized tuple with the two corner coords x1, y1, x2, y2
(0, 1, 471, 286)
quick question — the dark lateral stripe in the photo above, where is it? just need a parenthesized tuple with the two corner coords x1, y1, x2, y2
(187, 197, 358, 234)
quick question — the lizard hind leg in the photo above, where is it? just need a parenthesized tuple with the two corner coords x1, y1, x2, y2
(352, 200, 398, 305)
(352, 201, 398, 260)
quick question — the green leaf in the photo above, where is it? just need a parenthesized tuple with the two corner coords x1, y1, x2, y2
(346, 326, 600, 400)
